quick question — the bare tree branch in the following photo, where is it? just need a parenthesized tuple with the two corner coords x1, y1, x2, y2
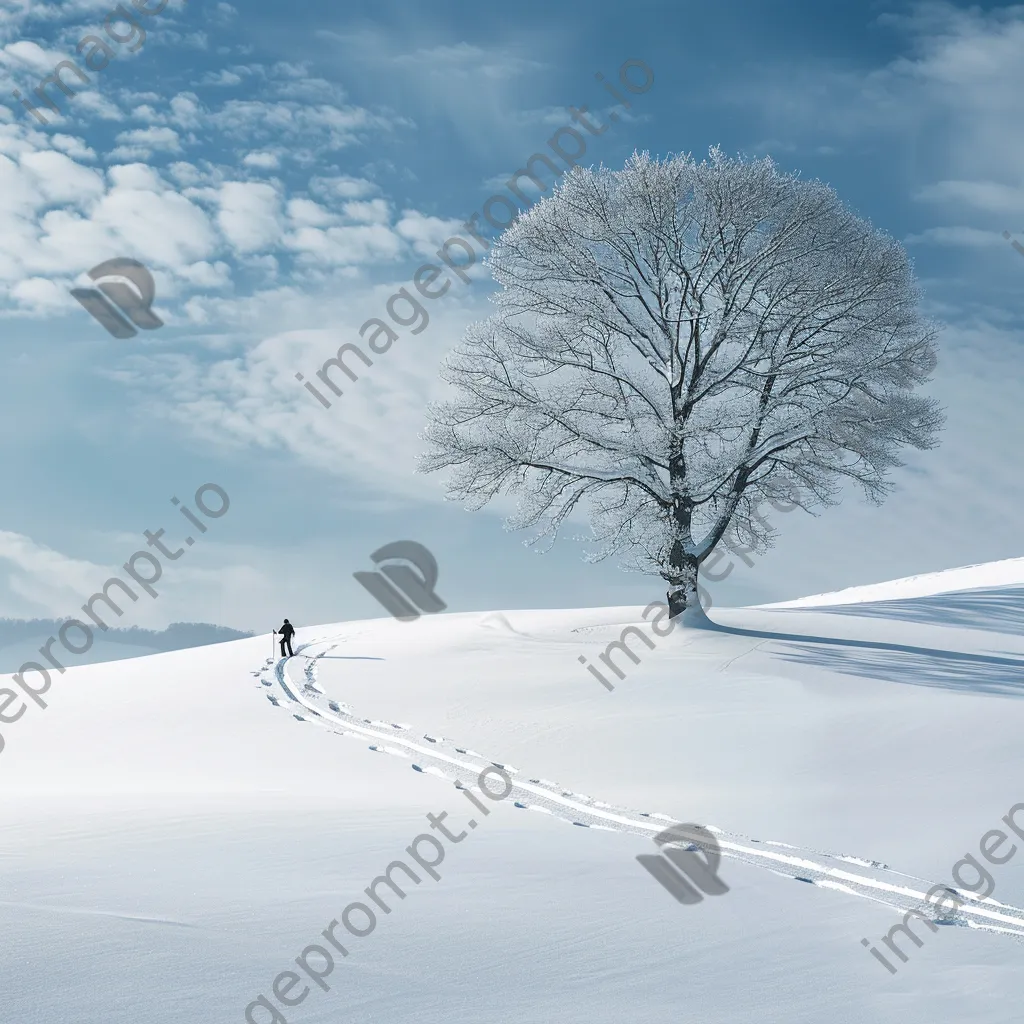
(420, 148, 945, 619)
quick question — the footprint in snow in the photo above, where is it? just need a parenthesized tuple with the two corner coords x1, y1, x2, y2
(838, 855, 890, 869)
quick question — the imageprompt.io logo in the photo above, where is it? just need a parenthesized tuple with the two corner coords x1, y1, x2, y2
(353, 540, 447, 622)
(70, 258, 164, 339)
(637, 822, 730, 905)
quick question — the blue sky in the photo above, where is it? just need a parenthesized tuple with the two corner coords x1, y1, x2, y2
(0, 0, 1021, 632)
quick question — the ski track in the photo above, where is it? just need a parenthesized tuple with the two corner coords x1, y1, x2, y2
(254, 630, 1024, 940)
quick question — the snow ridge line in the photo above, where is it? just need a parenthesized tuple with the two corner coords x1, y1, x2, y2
(258, 635, 1024, 937)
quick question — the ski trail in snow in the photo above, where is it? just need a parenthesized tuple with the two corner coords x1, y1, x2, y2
(255, 633, 1024, 940)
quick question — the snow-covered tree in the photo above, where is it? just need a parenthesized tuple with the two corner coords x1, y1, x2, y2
(420, 149, 944, 621)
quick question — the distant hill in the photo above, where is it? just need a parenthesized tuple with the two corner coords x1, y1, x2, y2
(0, 619, 254, 673)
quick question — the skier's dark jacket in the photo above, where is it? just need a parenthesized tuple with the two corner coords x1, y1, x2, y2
(279, 620, 295, 640)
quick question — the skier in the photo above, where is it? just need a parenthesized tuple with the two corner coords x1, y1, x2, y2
(277, 618, 295, 658)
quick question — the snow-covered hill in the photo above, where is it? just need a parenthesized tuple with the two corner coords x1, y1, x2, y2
(763, 555, 1024, 608)
(1, 561, 1023, 1024)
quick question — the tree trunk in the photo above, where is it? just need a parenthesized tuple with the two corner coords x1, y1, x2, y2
(665, 552, 712, 627)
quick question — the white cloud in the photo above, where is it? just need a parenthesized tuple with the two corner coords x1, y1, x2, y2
(395, 210, 469, 259)
(0, 53, 459, 336)
(286, 197, 335, 228)
(283, 222, 404, 265)
(1, 39, 62, 75)
(915, 179, 1024, 217)
(8, 275, 66, 312)
(211, 3, 239, 26)
(49, 133, 95, 160)
(119, 282, 492, 500)
(213, 180, 283, 252)
(68, 89, 126, 122)
(0, 529, 105, 616)
(735, 5, 1024, 190)
(342, 198, 390, 224)
(109, 126, 183, 161)
(20, 148, 105, 204)
(0, 526, 269, 630)
(201, 69, 243, 86)
(84, 172, 219, 267)
(206, 99, 403, 150)
(169, 93, 203, 129)
(242, 151, 280, 170)
(173, 260, 232, 289)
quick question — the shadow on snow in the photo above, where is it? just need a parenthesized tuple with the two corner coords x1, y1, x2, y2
(708, 603, 1024, 697)
(800, 585, 1024, 637)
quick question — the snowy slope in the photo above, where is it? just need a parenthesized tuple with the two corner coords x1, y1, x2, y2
(762, 555, 1024, 607)
(1, 564, 1023, 1023)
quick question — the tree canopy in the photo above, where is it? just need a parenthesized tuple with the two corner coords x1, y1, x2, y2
(421, 149, 944, 619)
